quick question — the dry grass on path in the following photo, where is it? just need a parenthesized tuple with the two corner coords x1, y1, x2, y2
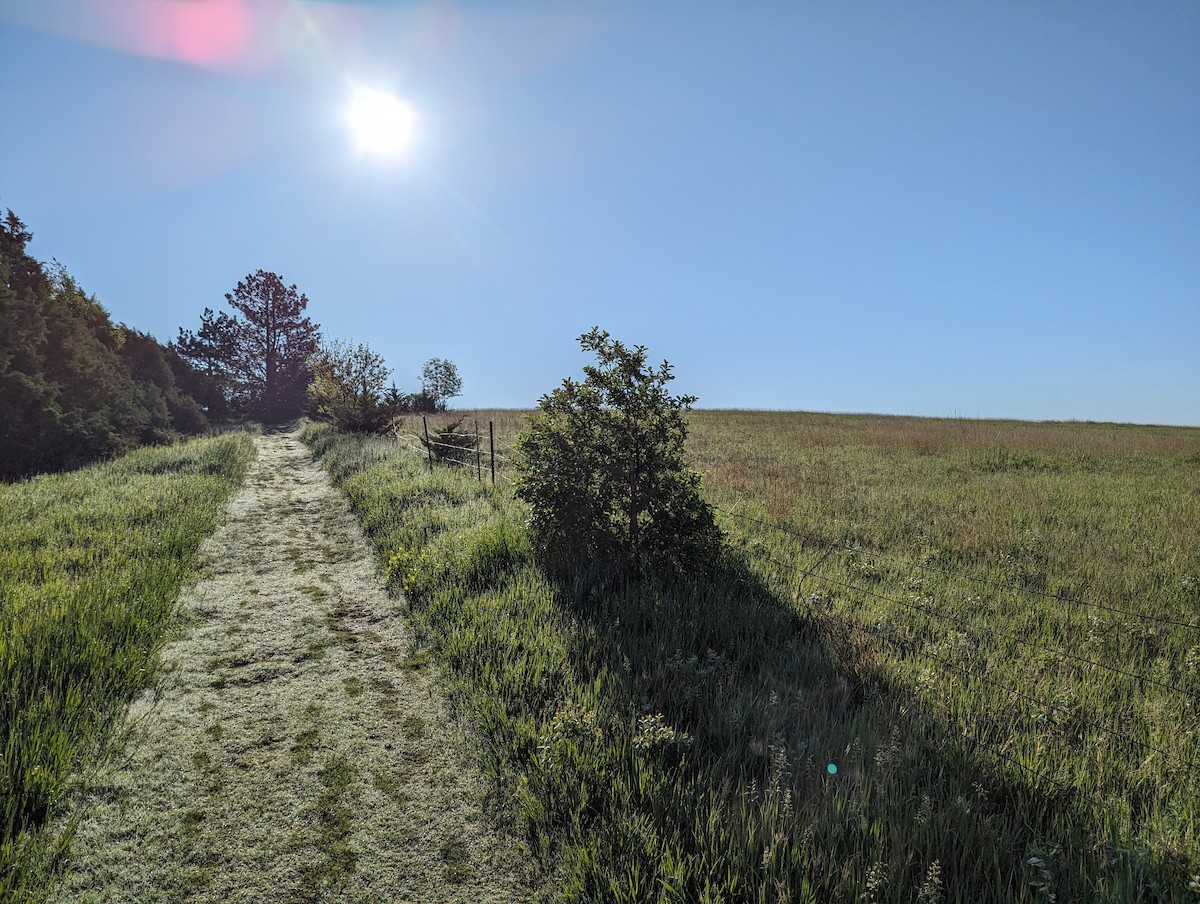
(53, 429, 530, 903)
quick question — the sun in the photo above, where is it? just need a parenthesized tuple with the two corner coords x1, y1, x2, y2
(346, 86, 415, 157)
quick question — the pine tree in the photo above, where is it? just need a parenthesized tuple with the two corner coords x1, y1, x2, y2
(173, 307, 239, 415)
(225, 270, 320, 420)
(2, 209, 213, 479)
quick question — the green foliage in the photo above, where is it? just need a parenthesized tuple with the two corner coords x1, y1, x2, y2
(515, 328, 720, 577)
(0, 433, 254, 896)
(225, 270, 319, 420)
(0, 209, 214, 480)
(171, 307, 236, 418)
(308, 339, 393, 432)
(175, 270, 320, 421)
(419, 357, 462, 412)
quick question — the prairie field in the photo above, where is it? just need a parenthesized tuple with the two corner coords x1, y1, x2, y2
(0, 434, 255, 897)
(345, 410, 1200, 901)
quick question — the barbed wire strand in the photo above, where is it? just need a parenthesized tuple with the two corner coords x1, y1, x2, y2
(375, 436, 1196, 782)
(396, 441, 428, 459)
(862, 642, 1078, 793)
(722, 563, 1077, 792)
(404, 434, 514, 463)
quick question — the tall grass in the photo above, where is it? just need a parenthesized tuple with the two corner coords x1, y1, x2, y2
(308, 414, 1200, 901)
(0, 433, 255, 896)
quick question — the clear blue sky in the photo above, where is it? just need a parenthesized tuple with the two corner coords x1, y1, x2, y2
(2, 1, 1197, 425)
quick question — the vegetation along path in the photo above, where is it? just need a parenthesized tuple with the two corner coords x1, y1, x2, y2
(55, 429, 529, 903)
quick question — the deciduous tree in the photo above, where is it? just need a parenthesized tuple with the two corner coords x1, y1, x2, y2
(420, 357, 462, 412)
(308, 339, 392, 432)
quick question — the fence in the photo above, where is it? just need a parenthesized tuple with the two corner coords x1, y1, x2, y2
(393, 417, 516, 486)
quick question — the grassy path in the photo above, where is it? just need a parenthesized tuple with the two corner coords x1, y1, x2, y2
(54, 429, 529, 903)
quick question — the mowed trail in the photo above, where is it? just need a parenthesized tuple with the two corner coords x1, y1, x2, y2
(55, 430, 530, 903)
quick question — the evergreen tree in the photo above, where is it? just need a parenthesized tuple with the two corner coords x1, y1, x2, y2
(172, 307, 238, 416)
(175, 271, 320, 420)
(1, 209, 212, 480)
(226, 270, 319, 420)
(0, 211, 58, 477)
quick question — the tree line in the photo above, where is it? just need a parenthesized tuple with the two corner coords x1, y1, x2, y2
(0, 211, 216, 480)
(1, 208, 461, 481)
(173, 271, 462, 428)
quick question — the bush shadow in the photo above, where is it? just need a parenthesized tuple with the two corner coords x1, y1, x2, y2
(539, 549, 1187, 900)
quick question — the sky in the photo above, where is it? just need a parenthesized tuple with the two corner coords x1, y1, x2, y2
(1, 1, 1197, 425)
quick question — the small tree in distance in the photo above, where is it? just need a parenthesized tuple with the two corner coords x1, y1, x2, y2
(420, 357, 462, 412)
(515, 327, 721, 579)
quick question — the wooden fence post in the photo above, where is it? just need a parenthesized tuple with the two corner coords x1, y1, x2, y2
(476, 419, 481, 482)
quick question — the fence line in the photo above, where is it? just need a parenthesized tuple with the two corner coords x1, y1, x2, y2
(396, 440, 429, 459)
(821, 611, 1079, 792)
(391, 420, 518, 488)
(831, 616, 1078, 793)
(725, 526, 1199, 706)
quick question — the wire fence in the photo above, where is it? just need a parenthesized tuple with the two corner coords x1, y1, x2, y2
(714, 506, 1200, 632)
(380, 425, 1199, 788)
(392, 417, 518, 487)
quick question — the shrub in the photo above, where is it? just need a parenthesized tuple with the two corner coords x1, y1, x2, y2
(515, 328, 721, 578)
(307, 339, 392, 433)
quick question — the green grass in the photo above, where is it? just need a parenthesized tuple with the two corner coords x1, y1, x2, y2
(298, 753, 359, 890)
(305, 414, 1200, 902)
(0, 432, 255, 896)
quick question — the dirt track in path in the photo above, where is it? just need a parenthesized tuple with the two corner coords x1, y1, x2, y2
(55, 429, 530, 903)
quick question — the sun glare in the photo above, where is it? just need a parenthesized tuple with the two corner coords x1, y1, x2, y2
(346, 86, 415, 157)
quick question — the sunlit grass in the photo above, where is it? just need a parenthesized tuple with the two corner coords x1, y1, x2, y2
(0, 433, 255, 896)
(308, 413, 1200, 901)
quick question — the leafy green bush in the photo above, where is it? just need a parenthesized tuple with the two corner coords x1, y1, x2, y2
(307, 339, 393, 433)
(515, 328, 720, 578)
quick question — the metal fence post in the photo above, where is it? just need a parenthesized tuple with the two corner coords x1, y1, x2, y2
(423, 416, 433, 472)
(489, 420, 495, 487)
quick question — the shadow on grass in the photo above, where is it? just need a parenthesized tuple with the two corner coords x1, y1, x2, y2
(539, 553, 1187, 901)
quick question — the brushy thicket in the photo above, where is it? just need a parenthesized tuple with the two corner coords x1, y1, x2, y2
(304, 420, 1200, 902)
(0, 433, 255, 898)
